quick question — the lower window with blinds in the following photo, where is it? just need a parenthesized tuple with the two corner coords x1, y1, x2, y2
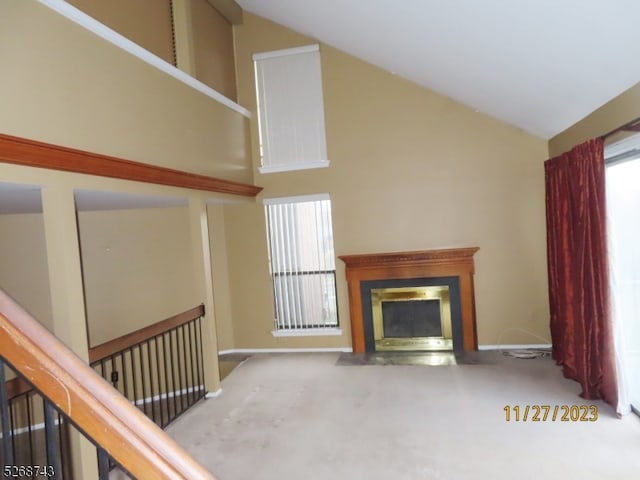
(264, 194, 339, 335)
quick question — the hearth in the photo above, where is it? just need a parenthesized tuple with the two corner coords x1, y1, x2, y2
(339, 248, 479, 353)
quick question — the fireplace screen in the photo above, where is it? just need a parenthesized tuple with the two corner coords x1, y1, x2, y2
(371, 286, 453, 351)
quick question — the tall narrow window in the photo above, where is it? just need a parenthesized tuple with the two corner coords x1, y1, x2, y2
(264, 194, 338, 334)
(253, 45, 329, 173)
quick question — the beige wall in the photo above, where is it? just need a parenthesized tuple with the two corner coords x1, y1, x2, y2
(549, 82, 640, 157)
(67, 0, 175, 64)
(78, 207, 199, 346)
(0, 4, 558, 353)
(0, 0, 251, 184)
(0, 164, 244, 355)
(207, 204, 235, 351)
(191, 0, 237, 100)
(0, 213, 53, 330)
(225, 13, 551, 349)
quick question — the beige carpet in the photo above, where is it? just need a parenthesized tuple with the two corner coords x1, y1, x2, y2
(167, 352, 640, 480)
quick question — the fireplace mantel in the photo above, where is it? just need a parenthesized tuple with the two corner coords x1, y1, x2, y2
(339, 248, 479, 352)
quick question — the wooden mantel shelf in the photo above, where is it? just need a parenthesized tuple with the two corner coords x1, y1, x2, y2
(339, 248, 479, 271)
(339, 248, 480, 353)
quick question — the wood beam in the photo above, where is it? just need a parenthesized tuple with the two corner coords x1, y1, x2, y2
(0, 133, 262, 197)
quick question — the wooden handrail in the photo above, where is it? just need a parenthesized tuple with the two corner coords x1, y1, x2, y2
(0, 289, 216, 480)
(4, 305, 205, 398)
(89, 304, 205, 363)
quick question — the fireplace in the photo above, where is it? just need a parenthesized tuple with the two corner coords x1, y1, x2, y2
(339, 248, 479, 353)
(371, 284, 454, 351)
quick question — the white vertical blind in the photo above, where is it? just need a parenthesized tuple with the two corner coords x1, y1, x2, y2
(264, 194, 338, 329)
(253, 45, 329, 173)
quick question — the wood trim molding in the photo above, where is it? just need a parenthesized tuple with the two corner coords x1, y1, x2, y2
(339, 248, 479, 271)
(339, 248, 480, 353)
(0, 133, 262, 197)
(0, 289, 216, 480)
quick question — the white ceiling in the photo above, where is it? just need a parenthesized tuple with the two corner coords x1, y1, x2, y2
(236, 0, 640, 139)
(0, 183, 188, 215)
(0, 182, 43, 215)
(4, 1, 639, 213)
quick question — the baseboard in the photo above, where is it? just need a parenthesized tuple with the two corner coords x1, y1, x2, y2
(2, 386, 206, 438)
(205, 389, 222, 399)
(132, 385, 205, 407)
(478, 344, 552, 350)
(218, 347, 353, 355)
(220, 346, 550, 354)
(0, 418, 62, 438)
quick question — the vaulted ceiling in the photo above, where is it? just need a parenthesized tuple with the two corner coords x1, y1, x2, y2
(236, 0, 640, 139)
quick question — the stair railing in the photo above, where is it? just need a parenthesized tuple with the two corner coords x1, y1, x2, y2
(89, 305, 207, 429)
(0, 288, 216, 480)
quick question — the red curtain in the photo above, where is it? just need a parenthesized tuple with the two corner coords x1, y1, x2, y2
(544, 137, 617, 408)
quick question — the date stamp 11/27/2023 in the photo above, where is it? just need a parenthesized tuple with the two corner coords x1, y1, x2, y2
(504, 404, 598, 422)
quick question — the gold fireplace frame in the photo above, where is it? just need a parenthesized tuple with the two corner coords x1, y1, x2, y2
(371, 285, 453, 351)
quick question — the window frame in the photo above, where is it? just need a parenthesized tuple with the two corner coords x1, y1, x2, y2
(263, 194, 340, 337)
(253, 45, 330, 174)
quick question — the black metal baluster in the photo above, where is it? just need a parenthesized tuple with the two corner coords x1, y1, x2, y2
(8, 394, 17, 465)
(25, 393, 35, 466)
(187, 321, 196, 405)
(146, 338, 157, 424)
(56, 412, 68, 480)
(58, 415, 70, 480)
(190, 320, 201, 401)
(138, 344, 148, 416)
(192, 318, 203, 397)
(121, 351, 129, 400)
(97, 447, 110, 480)
(180, 325, 189, 410)
(0, 360, 15, 466)
(196, 316, 205, 394)
(176, 328, 186, 414)
(168, 330, 179, 419)
(191, 321, 200, 401)
(161, 333, 172, 426)
(110, 355, 118, 390)
(154, 335, 165, 427)
(187, 324, 195, 405)
(131, 346, 139, 409)
(43, 400, 62, 480)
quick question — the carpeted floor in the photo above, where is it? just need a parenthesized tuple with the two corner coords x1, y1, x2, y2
(167, 352, 640, 480)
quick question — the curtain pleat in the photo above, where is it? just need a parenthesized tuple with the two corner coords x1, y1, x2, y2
(544, 137, 618, 409)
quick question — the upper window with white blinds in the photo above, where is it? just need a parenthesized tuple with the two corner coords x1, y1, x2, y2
(253, 45, 329, 174)
(264, 194, 338, 333)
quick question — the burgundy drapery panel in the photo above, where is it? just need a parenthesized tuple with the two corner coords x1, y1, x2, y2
(544, 137, 617, 408)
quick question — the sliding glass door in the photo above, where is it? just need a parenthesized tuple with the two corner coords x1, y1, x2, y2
(606, 147, 640, 414)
